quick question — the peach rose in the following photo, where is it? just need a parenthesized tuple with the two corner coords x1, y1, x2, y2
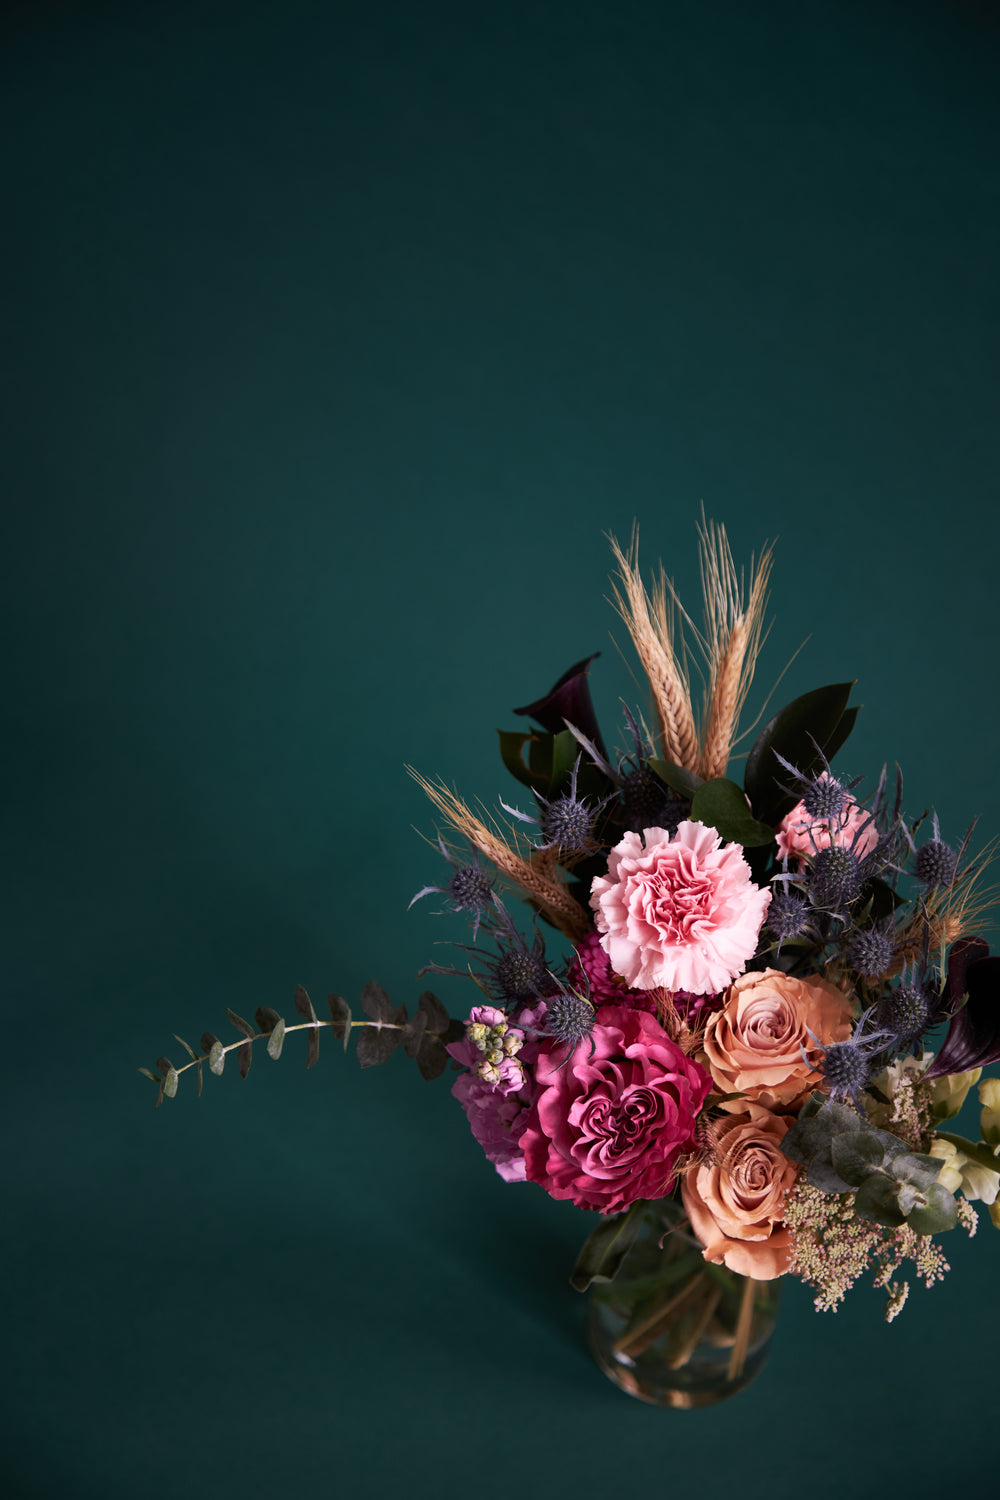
(703, 968, 853, 1110)
(681, 1103, 798, 1279)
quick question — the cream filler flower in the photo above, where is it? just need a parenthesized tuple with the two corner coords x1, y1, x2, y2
(590, 820, 771, 995)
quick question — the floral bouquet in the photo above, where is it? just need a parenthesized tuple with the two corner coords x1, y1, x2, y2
(143, 521, 1000, 1408)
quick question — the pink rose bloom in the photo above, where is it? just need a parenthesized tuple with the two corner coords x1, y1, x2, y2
(519, 1004, 712, 1214)
(776, 778, 878, 863)
(589, 821, 772, 995)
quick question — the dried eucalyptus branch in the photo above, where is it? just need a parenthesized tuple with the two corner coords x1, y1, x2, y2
(139, 982, 462, 1105)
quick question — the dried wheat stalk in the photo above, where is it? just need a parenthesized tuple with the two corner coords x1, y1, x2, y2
(697, 517, 773, 781)
(608, 533, 700, 772)
(407, 770, 590, 940)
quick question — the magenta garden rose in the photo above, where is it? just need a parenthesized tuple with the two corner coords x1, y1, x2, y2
(590, 820, 771, 995)
(519, 1004, 712, 1214)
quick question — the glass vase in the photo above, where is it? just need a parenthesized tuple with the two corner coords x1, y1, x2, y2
(587, 1203, 780, 1408)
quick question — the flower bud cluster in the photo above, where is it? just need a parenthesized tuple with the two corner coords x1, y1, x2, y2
(465, 1006, 526, 1094)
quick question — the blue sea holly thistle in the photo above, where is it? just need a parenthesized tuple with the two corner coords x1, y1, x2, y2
(502, 752, 615, 859)
(814, 1011, 895, 1113)
(409, 836, 495, 939)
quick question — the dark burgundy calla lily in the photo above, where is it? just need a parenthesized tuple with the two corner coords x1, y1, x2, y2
(513, 654, 607, 758)
(925, 937, 1000, 1078)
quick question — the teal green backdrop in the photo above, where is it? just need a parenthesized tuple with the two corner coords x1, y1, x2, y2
(3, 2, 998, 1496)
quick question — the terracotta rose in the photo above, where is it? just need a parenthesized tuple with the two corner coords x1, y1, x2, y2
(703, 968, 853, 1111)
(681, 1103, 798, 1279)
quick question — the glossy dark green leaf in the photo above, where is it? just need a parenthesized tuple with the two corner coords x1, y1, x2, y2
(570, 1200, 648, 1292)
(648, 759, 703, 801)
(497, 730, 547, 791)
(690, 777, 775, 847)
(527, 730, 555, 783)
(744, 682, 855, 823)
(549, 728, 579, 794)
(823, 704, 860, 763)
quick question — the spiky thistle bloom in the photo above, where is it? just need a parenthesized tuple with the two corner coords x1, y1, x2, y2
(502, 753, 613, 859)
(816, 1011, 893, 1112)
(847, 920, 897, 979)
(765, 888, 812, 942)
(419, 896, 561, 1004)
(914, 813, 959, 889)
(876, 966, 937, 1055)
(409, 837, 495, 938)
(540, 984, 597, 1054)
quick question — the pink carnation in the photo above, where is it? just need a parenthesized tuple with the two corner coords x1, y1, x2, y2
(519, 1005, 711, 1214)
(590, 821, 772, 995)
(776, 778, 878, 863)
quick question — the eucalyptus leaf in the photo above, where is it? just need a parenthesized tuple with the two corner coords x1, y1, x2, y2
(359, 981, 395, 1024)
(226, 1008, 256, 1040)
(328, 993, 352, 1050)
(356, 1022, 404, 1068)
(163, 1067, 179, 1100)
(854, 1172, 907, 1228)
(888, 1152, 944, 1192)
(907, 1183, 959, 1236)
(208, 1041, 225, 1076)
(830, 1131, 887, 1187)
(237, 1040, 252, 1079)
(172, 1034, 199, 1062)
(255, 1006, 280, 1034)
(266, 1018, 286, 1060)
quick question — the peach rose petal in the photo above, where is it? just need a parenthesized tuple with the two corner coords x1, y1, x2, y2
(681, 1103, 798, 1280)
(703, 968, 854, 1111)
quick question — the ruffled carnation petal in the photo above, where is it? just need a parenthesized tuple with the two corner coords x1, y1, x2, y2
(590, 821, 771, 995)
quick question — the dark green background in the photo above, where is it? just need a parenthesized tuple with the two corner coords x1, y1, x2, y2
(3, 2, 998, 1496)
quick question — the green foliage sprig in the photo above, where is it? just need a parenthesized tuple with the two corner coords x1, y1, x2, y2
(139, 982, 462, 1105)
